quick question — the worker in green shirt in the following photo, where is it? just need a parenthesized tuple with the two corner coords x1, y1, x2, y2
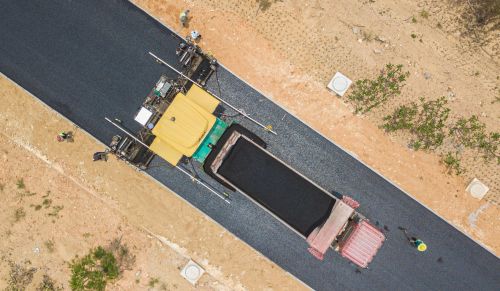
(399, 226, 427, 252)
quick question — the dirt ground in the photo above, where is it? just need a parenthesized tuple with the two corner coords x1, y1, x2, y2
(132, 0, 499, 255)
(0, 77, 306, 290)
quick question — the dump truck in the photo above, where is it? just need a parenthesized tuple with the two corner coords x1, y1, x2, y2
(106, 40, 385, 268)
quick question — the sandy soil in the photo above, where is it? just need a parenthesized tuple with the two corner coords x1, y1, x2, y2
(132, 0, 499, 255)
(0, 77, 306, 290)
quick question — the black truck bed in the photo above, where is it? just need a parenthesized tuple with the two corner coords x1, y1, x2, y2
(205, 125, 336, 236)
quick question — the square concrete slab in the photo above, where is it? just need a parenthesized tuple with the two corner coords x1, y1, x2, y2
(466, 178, 489, 199)
(327, 72, 353, 96)
(180, 260, 205, 285)
(134, 107, 153, 126)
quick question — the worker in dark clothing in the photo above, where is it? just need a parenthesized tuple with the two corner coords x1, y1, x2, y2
(93, 151, 108, 162)
(399, 227, 427, 252)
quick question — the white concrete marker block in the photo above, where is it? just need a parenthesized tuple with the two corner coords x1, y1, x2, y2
(327, 72, 353, 97)
(180, 260, 205, 285)
(466, 178, 489, 199)
(134, 107, 153, 126)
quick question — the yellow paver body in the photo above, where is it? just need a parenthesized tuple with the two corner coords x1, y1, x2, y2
(150, 87, 219, 165)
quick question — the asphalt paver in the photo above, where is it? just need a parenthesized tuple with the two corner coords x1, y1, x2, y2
(1, 1, 499, 290)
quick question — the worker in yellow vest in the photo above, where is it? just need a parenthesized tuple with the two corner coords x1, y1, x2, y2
(179, 9, 190, 27)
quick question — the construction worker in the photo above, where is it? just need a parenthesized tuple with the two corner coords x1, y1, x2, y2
(411, 237, 427, 252)
(179, 9, 190, 27)
(399, 227, 427, 252)
(93, 151, 108, 162)
(190, 30, 201, 41)
(56, 131, 71, 142)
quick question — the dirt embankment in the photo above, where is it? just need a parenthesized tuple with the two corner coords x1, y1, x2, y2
(133, 0, 499, 255)
(0, 76, 306, 290)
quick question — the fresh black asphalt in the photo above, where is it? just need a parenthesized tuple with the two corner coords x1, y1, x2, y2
(1, 1, 499, 290)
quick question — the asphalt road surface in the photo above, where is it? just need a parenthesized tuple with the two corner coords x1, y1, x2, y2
(1, 1, 499, 290)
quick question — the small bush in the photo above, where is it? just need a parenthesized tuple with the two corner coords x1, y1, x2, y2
(16, 178, 25, 189)
(450, 115, 500, 163)
(69, 246, 119, 291)
(411, 97, 450, 149)
(383, 97, 450, 150)
(148, 277, 160, 288)
(37, 274, 62, 291)
(108, 237, 136, 272)
(7, 262, 37, 291)
(465, 0, 500, 28)
(43, 198, 52, 208)
(69, 239, 135, 291)
(478, 132, 500, 164)
(44, 240, 56, 253)
(420, 10, 430, 19)
(441, 152, 464, 175)
(48, 205, 64, 217)
(381, 103, 418, 132)
(348, 64, 410, 113)
(255, 0, 282, 13)
(14, 207, 26, 222)
(449, 115, 486, 147)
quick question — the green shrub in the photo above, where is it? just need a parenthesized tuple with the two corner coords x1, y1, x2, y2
(420, 10, 430, 19)
(478, 132, 499, 164)
(69, 238, 135, 291)
(6, 262, 37, 291)
(450, 115, 500, 163)
(37, 274, 62, 291)
(449, 115, 486, 147)
(382, 97, 450, 150)
(412, 97, 450, 149)
(441, 152, 464, 175)
(348, 64, 410, 113)
(69, 247, 119, 291)
(381, 103, 418, 132)
(16, 178, 25, 189)
(14, 207, 26, 222)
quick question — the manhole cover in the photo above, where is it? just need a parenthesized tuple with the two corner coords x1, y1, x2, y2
(466, 178, 489, 199)
(180, 260, 205, 285)
(185, 265, 201, 280)
(332, 77, 348, 92)
(327, 72, 352, 96)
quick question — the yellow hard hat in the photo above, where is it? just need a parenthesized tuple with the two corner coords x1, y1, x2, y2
(417, 242, 427, 252)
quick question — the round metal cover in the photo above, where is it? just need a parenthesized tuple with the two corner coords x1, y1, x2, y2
(470, 182, 487, 198)
(332, 76, 349, 92)
(185, 265, 201, 280)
